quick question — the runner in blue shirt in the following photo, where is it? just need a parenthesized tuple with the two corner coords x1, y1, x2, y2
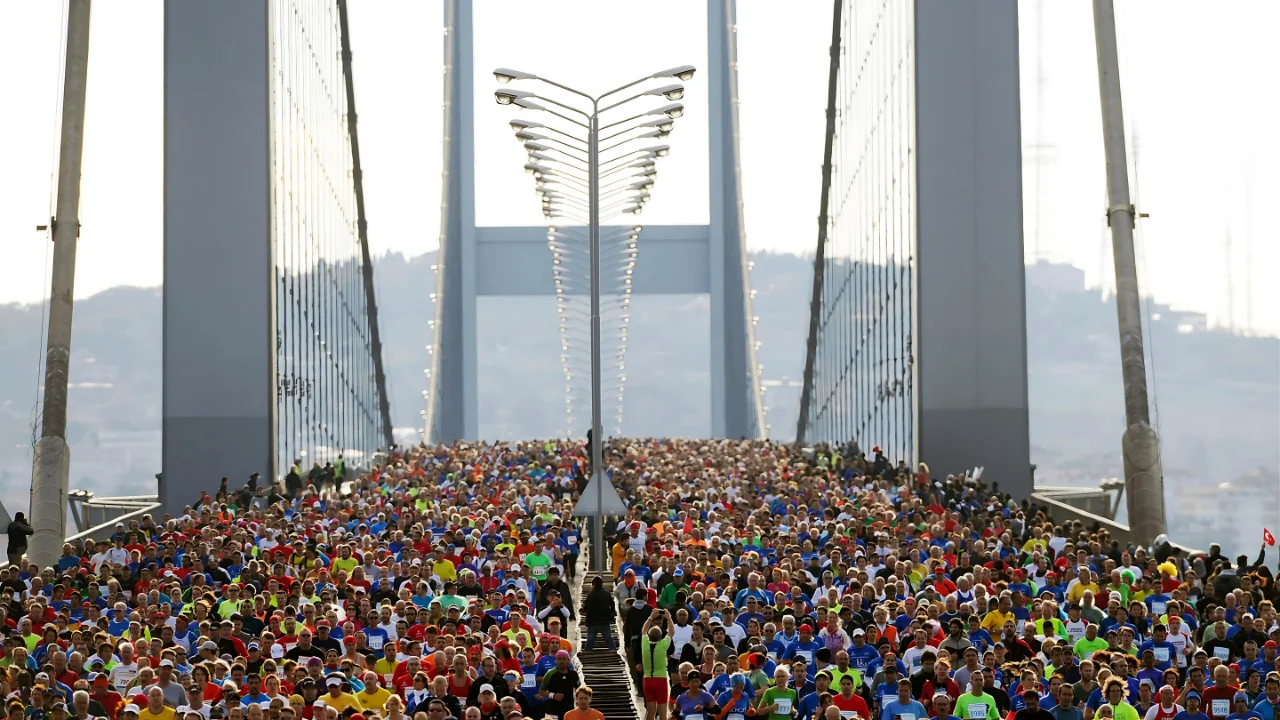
(716, 674, 754, 720)
(881, 678, 928, 720)
(1252, 676, 1280, 719)
(1173, 691, 1212, 720)
(1226, 693, 1262, 720)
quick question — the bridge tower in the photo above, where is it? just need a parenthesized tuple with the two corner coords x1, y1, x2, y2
(425, 0, 766, 443)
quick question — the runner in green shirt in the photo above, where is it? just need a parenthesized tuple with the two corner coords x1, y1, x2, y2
(640, 610, 675, 720)
(657, 570, 690, 609)
(956, 670, 1001, 720)
(524, 547, 554, 582)
(757, 668, 799, 720)
(1073, 624, 1109, 660)
(1102, 678, 1141, 720)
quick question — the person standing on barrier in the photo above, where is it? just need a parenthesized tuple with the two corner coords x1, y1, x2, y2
(5, 512, 32, 566)
(582, 576, 617, 651)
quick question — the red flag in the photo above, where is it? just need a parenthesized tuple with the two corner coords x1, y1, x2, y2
(682, 515, 694, 536)
(1264, 528, 1276, 547)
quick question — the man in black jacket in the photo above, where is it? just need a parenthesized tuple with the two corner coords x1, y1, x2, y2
(581, 575, 617, 650)
(537, 566, 575, 619)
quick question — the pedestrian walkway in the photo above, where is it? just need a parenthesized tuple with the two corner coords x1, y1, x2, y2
(575, 570, 641, 720)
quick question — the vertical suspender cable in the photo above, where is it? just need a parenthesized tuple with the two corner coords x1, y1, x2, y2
(337, 0, 393, 450)
(796, 0, 844, 446)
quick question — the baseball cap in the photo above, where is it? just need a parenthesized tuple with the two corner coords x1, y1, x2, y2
(479, 684, 495, 695)
(325, 676, 343, 687)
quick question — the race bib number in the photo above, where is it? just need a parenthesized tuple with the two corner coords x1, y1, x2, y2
(383, 674, 393, 684)
(1068, 629, 1085, 643)
(1153, 647, 1169, 662)
(1151, 601, 1166, 615)
(522, 673, 538, 689)
(1213, 646, 1230, 660)
(1212, 700, 1230, 717)
(727, 714, 745, 720)
(968, 703, 989, 719)
(567, 537, 577, 545)
(686, 714, 704, 720)
(114, 671, 136, 692)
(775, 698, 793, 714)
(368, 635, 384, 650)
(795, 650, 812, 664)
(841, 713, 858, 720)
(898, 714, 916, 720)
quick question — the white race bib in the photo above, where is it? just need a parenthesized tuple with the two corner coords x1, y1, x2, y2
(1151, 601, 1166, 615)
(899, 714, 916, 720)
(567, 537, 577, 545)
(522, 673, 538, 689)
(1153, 647, 1169, 662)
(1213, 646, 1230, 660)
(113, 670, 136, 692)
(842, 713, 858, 720)
(1212, 700, 1230, 717)
(795, 650, 813, 663)
(686, 714, 704, 720)
(368, 634, 384, 650)
(727, 714, 746, 720)
(968, 703, 989, 719)
(775, 698, 793, 714)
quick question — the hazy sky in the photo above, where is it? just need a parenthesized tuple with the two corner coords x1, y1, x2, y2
(0, 0, 1276, 335)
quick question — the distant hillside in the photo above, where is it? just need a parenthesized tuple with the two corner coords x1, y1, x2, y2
(1, 254, 1275, 553)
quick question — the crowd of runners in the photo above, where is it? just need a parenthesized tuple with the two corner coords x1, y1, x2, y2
(1, 438, 1277, 720)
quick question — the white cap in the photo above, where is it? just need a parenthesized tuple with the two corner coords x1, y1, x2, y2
(122, 706, 141, 715)
(852, 628, 865, 636)
(325, 676, 342, 687)
(479, 684, 495, 695)
(160, 659, 175, 667)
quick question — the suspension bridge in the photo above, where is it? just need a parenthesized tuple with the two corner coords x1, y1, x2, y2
(17, 0, 1181, 577)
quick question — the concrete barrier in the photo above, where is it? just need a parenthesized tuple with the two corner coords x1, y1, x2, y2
(1031, 492, 1203, 556)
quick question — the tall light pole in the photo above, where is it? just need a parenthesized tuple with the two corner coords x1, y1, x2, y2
(1092, 0, 1166, 546)
(495, 65, 695, 572)
(30, 0, 92, 569)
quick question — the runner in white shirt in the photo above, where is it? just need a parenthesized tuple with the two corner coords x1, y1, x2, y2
(108, 643, 139, 693)
(1166, 617, 1193, 667)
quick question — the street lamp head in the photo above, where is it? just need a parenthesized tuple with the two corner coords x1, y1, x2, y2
(494, 67, 536, 84)
(514, 131, 540, 142)
(510, 119, 543, 131)
(642, 144, 671, 157)
(495, 90, 518, 105)
(638, 119, 675, 132)
(647, 83, 685, 101)
(655, 65, 697, 82)
(523, 141, 550, 153)
(513, 98, 546, 111)
(654, 102, 685, 118)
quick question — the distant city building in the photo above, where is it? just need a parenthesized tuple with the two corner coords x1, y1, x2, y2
(1027, 259, 1086, 295)
(1173, 475, 1277, 553)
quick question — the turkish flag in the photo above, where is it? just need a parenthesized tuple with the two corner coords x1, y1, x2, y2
(1264, 528, 1276, 547)
(682, 515, 694, 536)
